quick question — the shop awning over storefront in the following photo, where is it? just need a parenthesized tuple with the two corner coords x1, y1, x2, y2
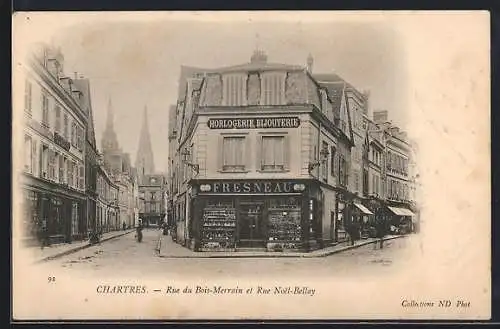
(353, 203, 373, 215)
(388, 206, 415, 216)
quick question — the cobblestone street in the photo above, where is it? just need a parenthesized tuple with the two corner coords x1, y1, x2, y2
(34, 228, 417, 280)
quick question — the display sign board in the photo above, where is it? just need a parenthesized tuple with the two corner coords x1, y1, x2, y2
(197, 180, 307, 194)
(207, 117, 300, 129)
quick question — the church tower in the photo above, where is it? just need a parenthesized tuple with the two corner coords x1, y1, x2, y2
(101, 97, 119, 152)
(135, 106, 155, 179)
(101, 97, 123, 174)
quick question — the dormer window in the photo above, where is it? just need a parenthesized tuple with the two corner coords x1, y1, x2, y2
(261, 72, 285, 105)
(222, 74, 247, 106)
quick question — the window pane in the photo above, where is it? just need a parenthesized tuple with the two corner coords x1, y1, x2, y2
(223, 137, 245, 170)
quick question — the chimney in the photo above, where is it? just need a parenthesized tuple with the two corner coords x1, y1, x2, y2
(307, 54, 314, 73)
(250, 49, 268, 64)
(362, 89, 371, 115)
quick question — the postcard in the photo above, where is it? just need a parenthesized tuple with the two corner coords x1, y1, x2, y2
(11, 11, 490, 320)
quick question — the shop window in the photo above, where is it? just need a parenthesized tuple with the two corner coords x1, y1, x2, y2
(268, 197, 301, 246)
(222, 136, 246, 171)
(24, 80, 32, 114)
(24, 135, 32, 173)
(72, 202, 79, 236)
(261, 136, 286, 171)
(41, 94, 49, 127)
(23, 190, 38, 237)
(50, 197, 64, 236)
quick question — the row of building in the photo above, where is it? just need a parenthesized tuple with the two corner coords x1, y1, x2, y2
(167, 50, 419, 252)
(19, 44, 166, 246)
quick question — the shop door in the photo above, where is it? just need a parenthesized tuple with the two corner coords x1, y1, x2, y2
(238, 202, 265, 248)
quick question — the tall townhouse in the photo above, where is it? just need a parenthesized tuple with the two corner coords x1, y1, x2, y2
(372, 110, 417, 233)
(169, 50, 356, 252)
(313, 73, 370, 199)
(74, 77, 99, 238)
(20, 44, 87, 246)
(96, 156, 119, 234)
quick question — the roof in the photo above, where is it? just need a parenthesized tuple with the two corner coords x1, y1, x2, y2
(313, 73, 345, 83)
(318, 81, 344, 114)
(212, 62, 304, 74)
(177, 66, 207, 100)
(168, 104, 177, 134)
(73, 78, 97, 149)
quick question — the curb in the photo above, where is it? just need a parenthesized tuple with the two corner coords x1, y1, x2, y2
(157, 235, 408, 259)
(35, 230, 135, 263)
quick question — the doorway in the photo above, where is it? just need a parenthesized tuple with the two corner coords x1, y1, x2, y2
(238, 201, 265, 248)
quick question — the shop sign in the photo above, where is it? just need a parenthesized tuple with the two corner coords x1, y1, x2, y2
(207, 117, 300, 129)
(198, 180, 307, 194)
(54, 132, 71, 151)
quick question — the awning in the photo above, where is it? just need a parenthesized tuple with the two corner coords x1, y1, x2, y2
(388, 206, 415, 216)
(353, 203, 374, 215)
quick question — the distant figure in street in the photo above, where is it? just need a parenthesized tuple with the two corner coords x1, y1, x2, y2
(346, 221, 358, 246)
(136, 221, 143, 243)
(122, 222, 126, 231)
(39, 219, 49, 249)
(375, 217, 387, 249)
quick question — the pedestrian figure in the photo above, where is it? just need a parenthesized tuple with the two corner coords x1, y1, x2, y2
(375, 216, 386, 249)
(122, 222, 126, 231)
(346, 221, 356, 246)
(39, 219, 49, 249)
(136, 221, 143, 243)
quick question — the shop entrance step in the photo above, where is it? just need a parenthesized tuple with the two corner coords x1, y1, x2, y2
(235, 247, 267, 252)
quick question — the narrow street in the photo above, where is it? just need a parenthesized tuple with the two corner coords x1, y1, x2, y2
(35, 228, 416, 280)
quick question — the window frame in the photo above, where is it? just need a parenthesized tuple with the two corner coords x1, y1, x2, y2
(221, 135, 247, 172)
(41, 93, 49, 127)
(260, 134, 287, 172)
(24, 135, 32, 173)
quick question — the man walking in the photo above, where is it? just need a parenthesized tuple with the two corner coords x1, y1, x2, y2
(374, 216, 387, 249)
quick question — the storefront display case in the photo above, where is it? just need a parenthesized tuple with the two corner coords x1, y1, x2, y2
(199, 200, 237, 251)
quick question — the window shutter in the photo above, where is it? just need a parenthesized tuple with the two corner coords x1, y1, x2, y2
(244, 135, 251, 170)
(217, 135, 223, 170)
(31, 140, 37, 175)
(284, 135, 290, 170)
(256, 135, 262, 170)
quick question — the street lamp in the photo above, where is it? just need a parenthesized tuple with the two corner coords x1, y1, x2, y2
(308, 145, 330, 173)
(181, 147, 200, 175)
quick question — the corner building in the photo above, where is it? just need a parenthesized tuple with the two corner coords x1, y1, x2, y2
(170, 51, 356, 252)
(19, 44, 88, 246)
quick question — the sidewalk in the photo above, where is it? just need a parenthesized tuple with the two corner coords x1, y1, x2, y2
(157, 233, 408, 258)
(30, 229, 135, 263)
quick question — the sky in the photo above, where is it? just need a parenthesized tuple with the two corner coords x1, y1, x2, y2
(49, 15, 407, 173)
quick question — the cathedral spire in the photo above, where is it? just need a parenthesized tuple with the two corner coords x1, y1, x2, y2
(135, 105, 155, 177)
(102, 96, 119, 152)
(106, 97, 114, 130)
